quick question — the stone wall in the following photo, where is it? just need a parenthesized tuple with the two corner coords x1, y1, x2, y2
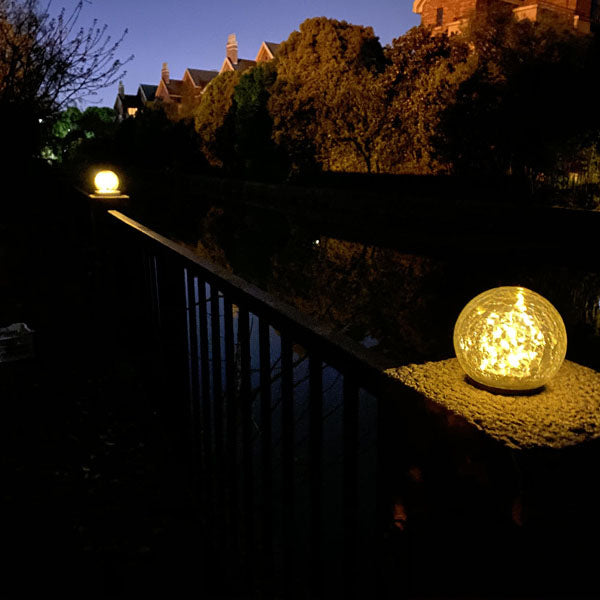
(417, 0, 593, 31)
(419, 0, 479, 28)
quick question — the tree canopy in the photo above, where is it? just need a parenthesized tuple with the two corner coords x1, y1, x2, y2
(29, 11, 598, 205)
(269, 17, 387, 174)
(41, 105, 116, 163)
(0, 0, 131, 167)
(193, 70, 240, 168)
(231, 61, 288, 179)
(0, 0, 130, 113)
(433, 5, 600, 178)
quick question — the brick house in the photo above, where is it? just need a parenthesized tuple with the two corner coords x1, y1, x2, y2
(152, 35, 280, 113)
(114, 82, 157, 122)
(155, 62, 219, 111)
(219, 34, 280, 74)
(413, 0, 597, 35)
(114, 34, 280, 119)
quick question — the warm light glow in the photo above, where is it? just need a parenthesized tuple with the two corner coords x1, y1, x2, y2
(94, 170, 120, 195)
(454, 286, 567, 391)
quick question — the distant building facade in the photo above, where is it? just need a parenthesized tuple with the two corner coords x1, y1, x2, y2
(219, 34, 281, 74)
(413, 0, 596, 35)
(114, 81, 157, 121)
(115, 34, 280, 120)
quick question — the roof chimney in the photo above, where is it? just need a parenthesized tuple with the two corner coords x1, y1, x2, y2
(118, 80, 125, 96)
(226, 33, 238, 65)
(161, 62, 170, 84)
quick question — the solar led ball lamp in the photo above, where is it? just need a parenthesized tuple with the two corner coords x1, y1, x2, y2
(94, 170, 121, 196)
(453, 286, 567, 392)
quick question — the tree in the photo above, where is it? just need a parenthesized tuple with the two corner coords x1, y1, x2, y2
(232, 61, 288, 180)
(114, 104, 208, 173)
(41, 105, 116, 163)
(194, 70, 240, 168)
(0, 0, 131, 164)
(435, 5, 599, 178)
(269, 17, 387, 174)
(177, 77, 202, 122)
(378, 26, 471, 174)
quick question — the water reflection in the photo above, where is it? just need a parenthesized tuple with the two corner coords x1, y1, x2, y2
(170, 200, 599, 596)
(175, 203, 600, 371)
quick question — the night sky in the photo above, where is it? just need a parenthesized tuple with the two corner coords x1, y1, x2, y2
(53, 0, 420, 108)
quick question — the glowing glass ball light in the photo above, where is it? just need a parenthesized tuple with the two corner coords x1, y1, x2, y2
(453, 286, 567, 391)
(94, 170, 120, 195)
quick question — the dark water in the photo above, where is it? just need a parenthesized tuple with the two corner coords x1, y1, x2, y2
(159, 201, 600, 373)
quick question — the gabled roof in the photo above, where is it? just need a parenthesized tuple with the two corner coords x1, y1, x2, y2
(220, 57, 257, 74)
(138, 84, 157, 102)
(113, 92, 141, 115)
(234, 59, 256, 72)
(264, 41, 280, 57)
(120, 94, 139, 109)
(156, 78, 184, 102)
(168, 79, 184, 96)
(185, 68, 219, 87)
(255, 41, 281, 62)
(165, 79, 184, 97)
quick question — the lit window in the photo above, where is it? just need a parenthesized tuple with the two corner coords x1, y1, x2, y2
(127, 107, 138, 116)
(436, 7, 444, 26)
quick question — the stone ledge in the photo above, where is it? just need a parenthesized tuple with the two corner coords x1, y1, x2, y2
(386, 358, 600, 450)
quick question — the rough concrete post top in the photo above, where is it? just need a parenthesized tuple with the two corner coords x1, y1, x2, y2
(387, 359, 600, 450)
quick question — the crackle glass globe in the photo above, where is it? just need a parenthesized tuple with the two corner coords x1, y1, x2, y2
(94, 170, 120, 194)
(453, 286, 567, 391)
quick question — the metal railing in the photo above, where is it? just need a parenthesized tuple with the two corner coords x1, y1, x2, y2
(105, 210, 406, 598)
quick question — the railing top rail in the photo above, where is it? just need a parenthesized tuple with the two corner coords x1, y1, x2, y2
(108, 209, 406, 397)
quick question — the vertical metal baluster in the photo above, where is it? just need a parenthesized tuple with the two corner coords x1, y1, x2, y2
(197, 278, 212, 536)
(259, 318, 273, 578)
(280, 332, 294, 594)
(210, 285, 224, 538)
(141, 245, 153, 329)
(343, 375, 359, 598)
(223, 297, 237, 562)
(151, 254, 161, 331)
(153, 254, 188, 433)
(238, 306, 253, 580)
(144, 251, 160, 337)
(211, 285, 223, 444)
(186, 271, 201, 493)
(141, 245, 161, 407)
(309, 353, 323, 593)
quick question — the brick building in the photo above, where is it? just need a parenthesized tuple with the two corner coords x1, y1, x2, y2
(155, 34, 280, 109)
(413, 0, 597, 35)
(114, 82, 157, 122)
(219, 34, 280, 74)
(155, 62, 218, 107)
(115, 34, 280, 119)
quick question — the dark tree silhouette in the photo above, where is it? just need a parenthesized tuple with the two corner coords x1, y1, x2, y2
(269, 17, 387, 174)
(232, 61, 288, 180)
(435, 6, 599, 179)
(0, 0, 131, 166)
(193, 70, 241, 169)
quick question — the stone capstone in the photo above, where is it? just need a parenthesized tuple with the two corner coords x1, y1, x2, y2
(387, 358, 600, 449)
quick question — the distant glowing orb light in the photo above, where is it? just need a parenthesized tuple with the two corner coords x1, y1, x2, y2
(94, 170, 120, 195)
(453, 286, 567, 391)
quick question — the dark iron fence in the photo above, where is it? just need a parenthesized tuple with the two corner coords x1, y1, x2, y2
(95, 206, 600, 599)
(105, 210, 406, 598)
